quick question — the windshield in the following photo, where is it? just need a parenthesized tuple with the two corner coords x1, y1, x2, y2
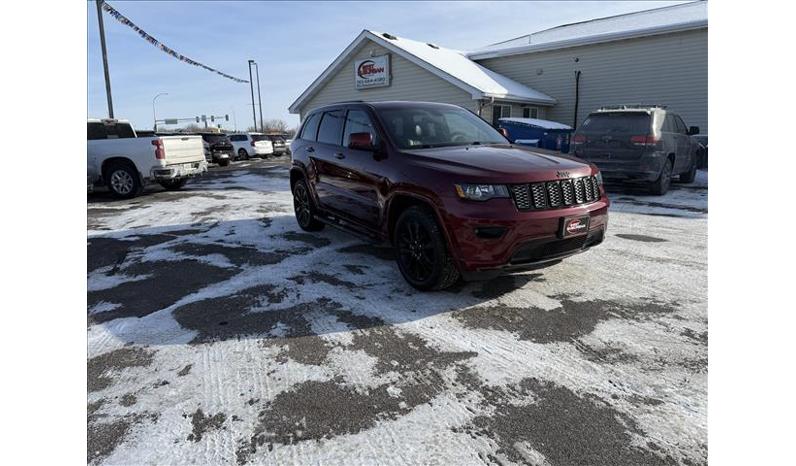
(202, 134, 229, 144)
(251, 135, 269, 142)
(376, 106, 507, 149)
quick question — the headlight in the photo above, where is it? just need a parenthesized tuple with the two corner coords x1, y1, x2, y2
(454, 183, 510, 201)
(595, 171, 603, 186)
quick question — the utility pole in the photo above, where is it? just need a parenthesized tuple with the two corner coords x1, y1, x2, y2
(152, 92, 167, 131)
(254, 62, 264, 133)
(247, 60, 257, 132)
(95, 0, 114, 118)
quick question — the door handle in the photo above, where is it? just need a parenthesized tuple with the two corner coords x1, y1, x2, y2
(335, 153, 345, 160)
(306, 146, 315, 153)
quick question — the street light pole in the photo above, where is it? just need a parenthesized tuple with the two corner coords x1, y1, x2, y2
(247, 60, 257, 132)
(152, 92, 168, 131)
(95, 0, 114, 118)
(254, 62, 264, 133)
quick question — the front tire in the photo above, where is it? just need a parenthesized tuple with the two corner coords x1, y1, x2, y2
(394, 206, 460, 291)
(159, 178, 187, 191)
(292, 179, 325, 231)
(218, 158, 230, 167)
(105, 162, 142, 199)
(649, 158, 673, 195)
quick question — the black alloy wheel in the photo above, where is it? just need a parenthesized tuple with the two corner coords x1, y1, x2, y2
(394, 206, 460, 290)
(292, 179, 324, 231)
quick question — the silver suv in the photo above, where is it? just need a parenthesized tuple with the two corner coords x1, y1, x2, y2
(571, 105, 700, 195)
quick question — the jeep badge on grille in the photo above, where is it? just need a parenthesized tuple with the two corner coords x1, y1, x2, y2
(556, 171, 571, 178)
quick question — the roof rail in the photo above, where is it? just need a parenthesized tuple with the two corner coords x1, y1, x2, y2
(598, 104, 667, 111)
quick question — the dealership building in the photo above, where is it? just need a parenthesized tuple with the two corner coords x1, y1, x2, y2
(289, 1, 707, 133)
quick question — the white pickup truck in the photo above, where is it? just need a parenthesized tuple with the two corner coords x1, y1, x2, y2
(88, 119, 208, 198)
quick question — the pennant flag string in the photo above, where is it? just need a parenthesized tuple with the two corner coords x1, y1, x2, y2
(100, 1, 249, 83)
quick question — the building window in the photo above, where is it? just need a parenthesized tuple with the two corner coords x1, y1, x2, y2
(492, 104, 511, 126)
(523, 107, 539, 119)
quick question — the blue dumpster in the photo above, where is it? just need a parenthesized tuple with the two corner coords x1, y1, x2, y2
(498, 117, 573, 153)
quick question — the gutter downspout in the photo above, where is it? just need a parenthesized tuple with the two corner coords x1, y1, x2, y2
(573, 70, 582, 129)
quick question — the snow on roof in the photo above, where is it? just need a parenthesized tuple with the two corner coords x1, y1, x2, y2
(499, 117, 572, 130)
(469, 1, 707, 59)
(369, 31, 556, 105)
(288, 30, 555, 113)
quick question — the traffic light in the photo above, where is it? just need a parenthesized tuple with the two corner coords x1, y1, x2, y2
(225, 114, 229, 121)
(211, 115, 215, 122)
(196, 116, 200, 123)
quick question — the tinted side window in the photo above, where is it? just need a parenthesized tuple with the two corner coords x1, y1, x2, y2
(317, 110, 345, 146)
(87, 123, 106, 140)
(343, 109, 378, 147)
(674, 115, 688, 134)
(300, 113, 321, 141)
(230, 135, 244, 142)
(662, 114, 676, 133)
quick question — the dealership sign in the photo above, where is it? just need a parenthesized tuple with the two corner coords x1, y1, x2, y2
(355, 55, 390, 89)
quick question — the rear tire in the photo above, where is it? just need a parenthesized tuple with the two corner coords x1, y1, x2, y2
(292, 179, 325, 231)
(649, 158, 673, 195)
(159, 178, 187, 191)
(677, 156, 697, 183)
(238, 149, 249, 160)
(105, 162, 142, 199)
(394, 206, 460, 291)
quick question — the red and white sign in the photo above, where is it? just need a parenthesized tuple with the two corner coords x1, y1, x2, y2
(355, 55, 390, 89)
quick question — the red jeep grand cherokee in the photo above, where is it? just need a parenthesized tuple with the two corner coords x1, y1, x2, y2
(290, 101, 608, 290)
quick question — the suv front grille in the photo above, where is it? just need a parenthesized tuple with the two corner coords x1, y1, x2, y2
(509, 176, 601, 211)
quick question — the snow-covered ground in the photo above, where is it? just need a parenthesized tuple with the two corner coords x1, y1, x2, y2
(87, 159, 707, 465)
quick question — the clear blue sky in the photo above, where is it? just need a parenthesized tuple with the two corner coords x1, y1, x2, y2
(88, 1, 684, 131)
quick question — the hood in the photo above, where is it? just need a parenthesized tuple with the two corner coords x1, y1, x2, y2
(401, 144, 594, 183)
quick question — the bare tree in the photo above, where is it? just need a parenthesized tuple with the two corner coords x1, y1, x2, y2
(263, 119, 289, 133)
(181, 123, 204, 133)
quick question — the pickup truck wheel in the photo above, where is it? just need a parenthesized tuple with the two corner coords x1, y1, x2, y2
(677, 157, 698, 183)
(238, 149, 249, 160)
(105, 162, 142, 199)
(649, 159, 673, 196)
(159, 178, 187, 190)
(394, 206, 460, 291)
(292, 179, 325, 231)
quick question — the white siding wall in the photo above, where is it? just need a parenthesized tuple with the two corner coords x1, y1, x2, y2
(300, 41, 476, 120)
(476, 29, 708, 133)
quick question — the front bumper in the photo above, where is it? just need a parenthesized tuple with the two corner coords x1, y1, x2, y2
(440, 193, 609, 280)
(151, 160, 208, 180)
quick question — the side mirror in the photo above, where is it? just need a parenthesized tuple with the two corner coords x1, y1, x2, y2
(348, 132, 375, 151)
(688, 126, 700, 135)
(498, 127, 510, 140)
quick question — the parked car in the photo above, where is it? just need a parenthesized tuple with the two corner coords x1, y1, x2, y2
(228, 133, 274, 160)
(693, 134, 708, 169)
(88, 119, 207, 198)
(199, 133, 233, 166)
(571, 105, 699, 195)
(290, 101, 608, 290)
(266, 135, 288, 156)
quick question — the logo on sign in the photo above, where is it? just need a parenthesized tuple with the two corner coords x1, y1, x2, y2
(357, 60, 384, 78)
(566, 218, 587, 234)
(355, 55, 390, 89)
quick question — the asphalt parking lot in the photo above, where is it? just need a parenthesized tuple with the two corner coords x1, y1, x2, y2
(87, 157, 707, 465)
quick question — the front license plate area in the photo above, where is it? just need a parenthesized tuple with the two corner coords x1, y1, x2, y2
(559, 215, 590, 238)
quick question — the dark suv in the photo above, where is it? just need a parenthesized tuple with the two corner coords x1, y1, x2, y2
(290, 101, 608, 290)
(571, 105, 700, 195)
(200, 133, 234, 167)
